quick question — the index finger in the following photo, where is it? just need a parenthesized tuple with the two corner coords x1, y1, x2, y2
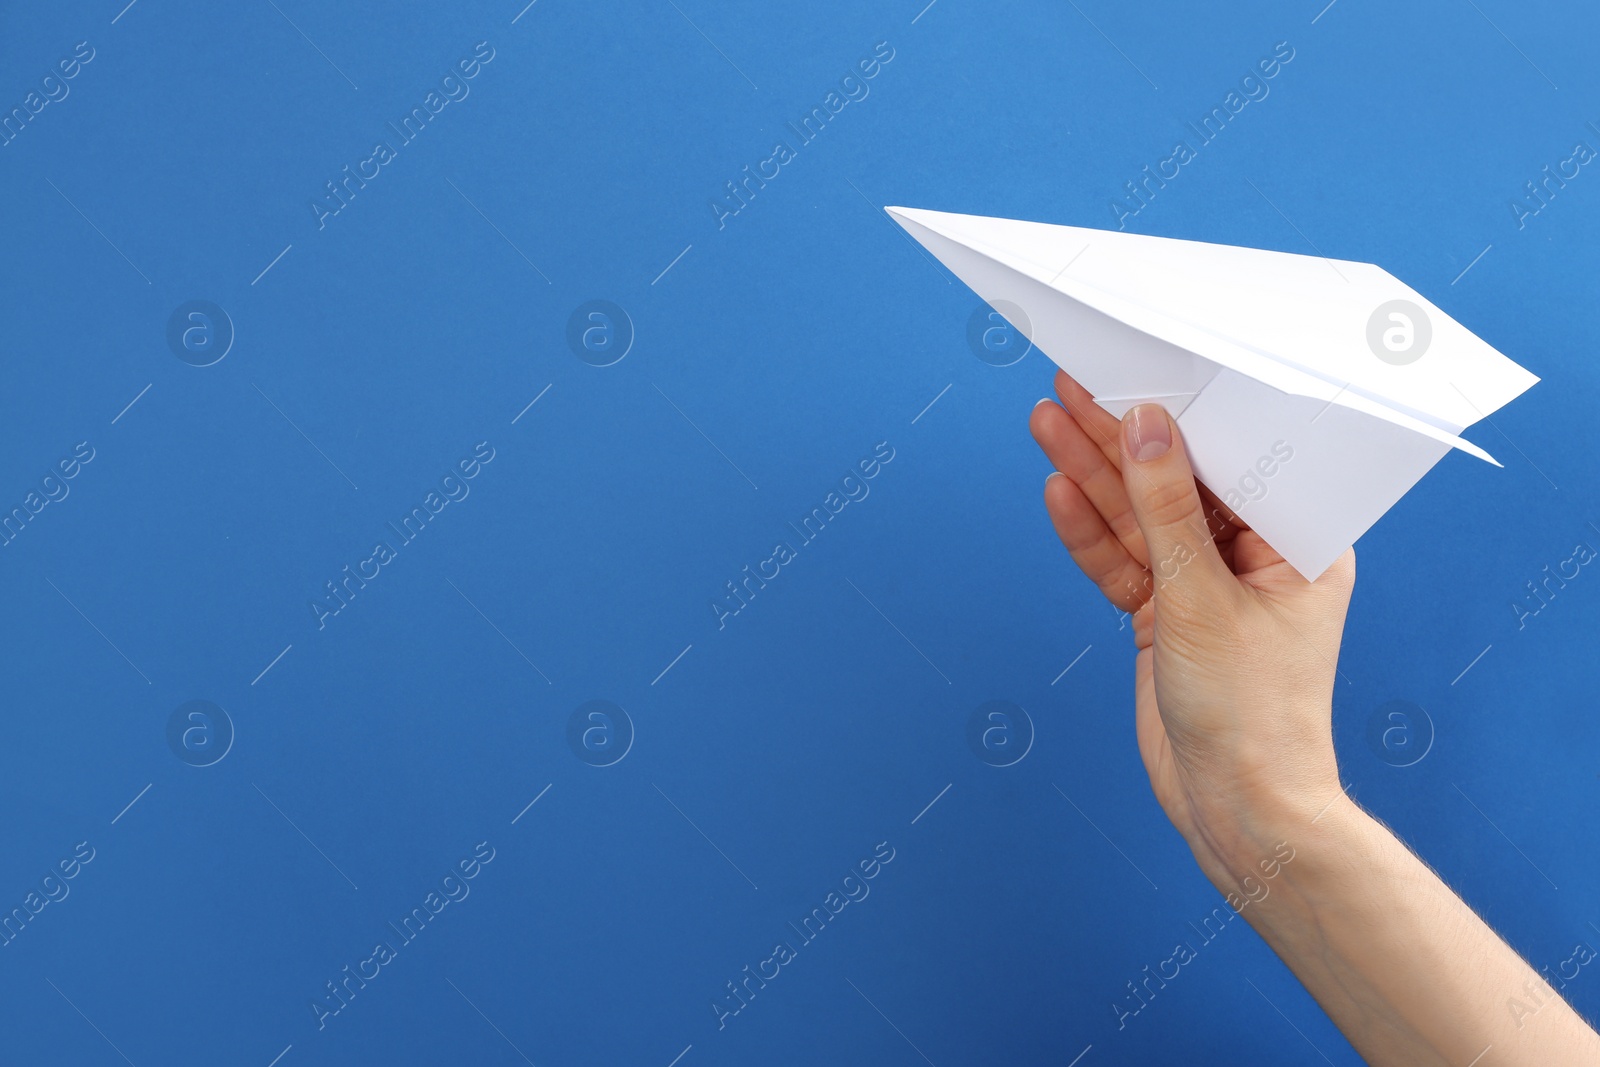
(1054, 367, 1249, 537)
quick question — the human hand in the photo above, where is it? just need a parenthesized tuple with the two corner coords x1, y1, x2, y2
(1029, 369, 1356, 882)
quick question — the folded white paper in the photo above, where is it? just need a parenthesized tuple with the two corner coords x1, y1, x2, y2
(887, 206, 1539, 581)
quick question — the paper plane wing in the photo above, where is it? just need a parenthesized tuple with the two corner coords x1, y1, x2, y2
(887, 206, 1539, 580)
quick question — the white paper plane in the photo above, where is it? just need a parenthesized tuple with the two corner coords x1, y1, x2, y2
(887, 206, 1538, 581)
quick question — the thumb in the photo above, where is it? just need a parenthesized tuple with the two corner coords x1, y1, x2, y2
(1119, 404, 1236, 606)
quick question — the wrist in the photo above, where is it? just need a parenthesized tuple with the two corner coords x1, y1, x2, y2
(1185, 777, 1359, 897)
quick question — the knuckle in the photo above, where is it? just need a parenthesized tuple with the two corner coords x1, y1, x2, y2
(1138, 476, 1200, 531)
(1312, 549, 1357, 597)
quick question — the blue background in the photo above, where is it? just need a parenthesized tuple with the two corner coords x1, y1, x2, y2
(1, 1, 1597, 1064)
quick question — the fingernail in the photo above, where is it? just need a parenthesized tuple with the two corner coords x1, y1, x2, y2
(1033, 397, 1055, 409)
(1125, 405, 1171, 462)
(1045, 470, 1065, 485)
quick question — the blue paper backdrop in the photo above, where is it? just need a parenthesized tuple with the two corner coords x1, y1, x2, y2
(1, 1, 1597, 1064)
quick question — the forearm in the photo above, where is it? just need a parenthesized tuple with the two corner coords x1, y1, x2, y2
(1032, 392, 1597, 1060)
(1192, 792, 1600, 1066)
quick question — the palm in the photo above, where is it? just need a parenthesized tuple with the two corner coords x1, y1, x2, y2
(1131, 525, 1292, 841)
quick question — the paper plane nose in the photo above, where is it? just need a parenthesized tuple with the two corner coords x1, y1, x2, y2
(885, 205, 936, 232)
(886, 205, 1005, 241)
(885, 205, 937, 229)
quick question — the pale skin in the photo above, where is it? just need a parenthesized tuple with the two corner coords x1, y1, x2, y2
(1031, 368, 1600, 1066)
